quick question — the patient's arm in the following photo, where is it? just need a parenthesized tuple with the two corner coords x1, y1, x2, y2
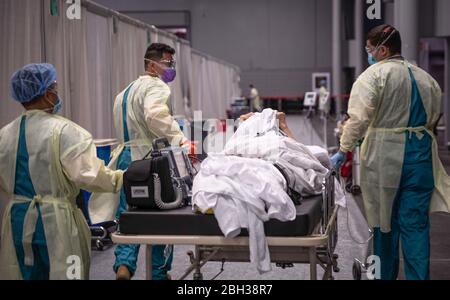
(239, 112, 255, 121)
(277, 112, 295, 140)
(239, 112, 296, 140)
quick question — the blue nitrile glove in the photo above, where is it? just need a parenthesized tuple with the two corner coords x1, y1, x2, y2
(331, 151, 346, 169)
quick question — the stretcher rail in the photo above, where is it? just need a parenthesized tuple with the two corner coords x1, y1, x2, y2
(112, 171, 339, 280)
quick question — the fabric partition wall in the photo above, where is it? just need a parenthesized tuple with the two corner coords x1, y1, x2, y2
(190, 51, 243, 135)
(65, 6, 91, 135)
(190, 50, 241, 120)
(42, 0, 73, 119)
(109, 19, 147, 99)
(0, 0, 241, 234)
(179, 41, 194, 120)
(85, 11, 113, 139)
(43, 1, 114, 140)
(0, 0, 43, 128)
(206, 60, 222, 119)
(198, 54, 215, 119)
(108, 18, 147, 140)
(0, 0, 241, 134)
(0, 0, 44, 234)
(190, 52, 204, 115)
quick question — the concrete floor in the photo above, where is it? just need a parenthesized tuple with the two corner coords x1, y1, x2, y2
(90, 114, 450, 280)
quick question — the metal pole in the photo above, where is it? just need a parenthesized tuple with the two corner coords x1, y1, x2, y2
(354, 0, 365, 77)
(146, 245, 153, 280)
(332, 0, 343, 115)
(394, 0, 419, 64)
(309, 247, 317, 280)
(445, 38, 450, 149)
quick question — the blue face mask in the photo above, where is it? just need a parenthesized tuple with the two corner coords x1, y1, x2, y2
(368, 53, 377, 65)
(46, 92, 63, 114)
(52, 97, 62, 114)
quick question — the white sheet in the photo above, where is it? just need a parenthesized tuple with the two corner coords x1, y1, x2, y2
(193, 154, 296, 273)
(224, 109, 329, 196)
(193, 109, 346, 273)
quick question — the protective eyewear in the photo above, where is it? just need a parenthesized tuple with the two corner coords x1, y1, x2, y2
(159, 59, 176, 69)
(146, 58, 176, 69)
(366, 28, 397, 54)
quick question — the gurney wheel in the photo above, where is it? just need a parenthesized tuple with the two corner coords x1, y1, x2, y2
(352, 261, 362, 280)
(351, 185, 361, 196)
(332, 254, 339, 272)
(193, 273, 203, 280)
(95, 240, 104, 251)
(345, 183, 352, 193)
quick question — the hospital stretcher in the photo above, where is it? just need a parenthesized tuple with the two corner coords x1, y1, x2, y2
(112, 172, 339, 280)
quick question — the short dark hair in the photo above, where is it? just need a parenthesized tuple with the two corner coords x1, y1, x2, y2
(144, 43, 175, 69)
(367, 24, 402, 55)
(249, 84, 254, 88)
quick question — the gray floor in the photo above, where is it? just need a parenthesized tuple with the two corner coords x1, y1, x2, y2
(90, 114, 450, 280)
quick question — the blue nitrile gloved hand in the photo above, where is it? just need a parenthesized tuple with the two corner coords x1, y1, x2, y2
(331, 151, 346, 169)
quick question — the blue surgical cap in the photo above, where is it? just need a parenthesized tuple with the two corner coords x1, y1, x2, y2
(10, 63, 57, 103)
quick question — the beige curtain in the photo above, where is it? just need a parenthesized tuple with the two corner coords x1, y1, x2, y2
(110, 19, 147, 99)
(179, 41, 194, 120)
(190, 49, 241, 120)
(0, 0, 44, 234)
(0, 0, 241, 233)
(0, 0, 43, 128)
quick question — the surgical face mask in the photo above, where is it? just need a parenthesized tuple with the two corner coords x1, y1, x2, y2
(366, 28, 397, 65)
(145, 58, 177, 83)
(52, 97, 62, 114)
(368, 53, 377, 65)
(45, 92, 63, 114)
(161, 68, 177, 83)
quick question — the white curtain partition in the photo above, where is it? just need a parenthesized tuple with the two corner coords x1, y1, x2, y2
(0, 0, 241, 132)
(0, 0, 43, 127)
(0, 0, 241, 233)
(179, 42, 194, 120)
(85, 11, 112, 139)
(190, 50, 241, 119)
(110, 19, 147, 98)
(0, 0, 44, 232)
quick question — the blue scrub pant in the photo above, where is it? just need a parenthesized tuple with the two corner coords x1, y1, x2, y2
(113, 147, 173, 280)
(373, 159, 434, 280)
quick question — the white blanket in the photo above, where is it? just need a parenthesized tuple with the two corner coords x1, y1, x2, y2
(193, 109, 345, 273)
(192, 155, 296, 273)
(224, 109, 329, 196)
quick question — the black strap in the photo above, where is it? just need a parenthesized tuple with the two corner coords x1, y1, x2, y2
(273, 163, 302, 205)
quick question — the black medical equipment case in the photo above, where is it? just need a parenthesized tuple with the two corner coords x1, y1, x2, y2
(123, 138, 193, 210)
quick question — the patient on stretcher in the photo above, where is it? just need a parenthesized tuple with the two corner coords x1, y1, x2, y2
(240, 111, 295, 140)
(192, 109, 341, 273)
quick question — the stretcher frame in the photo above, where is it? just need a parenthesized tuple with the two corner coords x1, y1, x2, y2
(112, 171, 338, 280)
